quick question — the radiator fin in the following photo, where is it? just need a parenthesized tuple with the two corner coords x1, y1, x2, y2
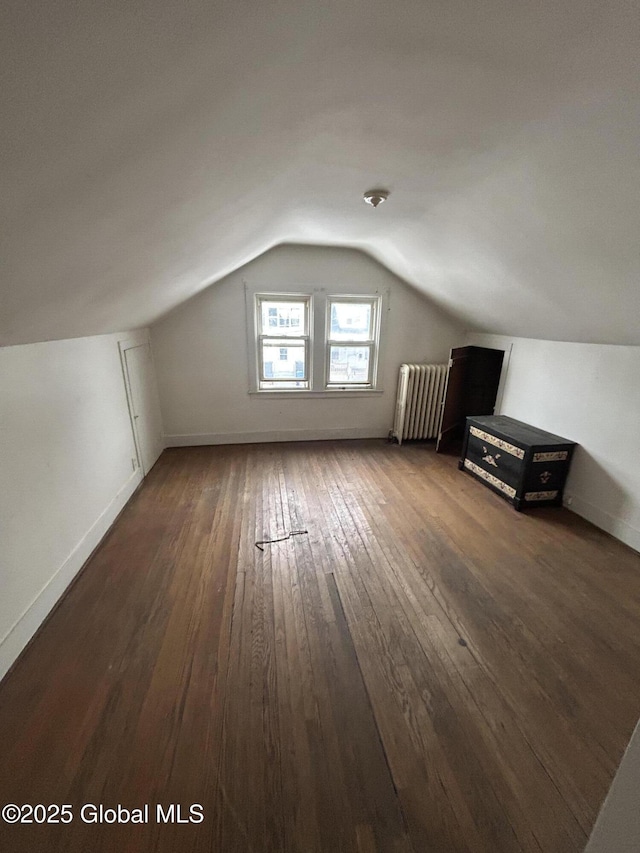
(393, 363, 448, 445)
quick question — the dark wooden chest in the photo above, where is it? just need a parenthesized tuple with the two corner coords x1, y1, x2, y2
(459, 415, 576, 510)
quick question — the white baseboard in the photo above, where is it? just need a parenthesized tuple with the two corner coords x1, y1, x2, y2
(564, 492, 640, 554)
(0, 468, 143, 683)
(164, 427, 388, 446)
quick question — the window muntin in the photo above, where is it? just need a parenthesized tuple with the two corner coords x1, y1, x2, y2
(256, 295, 310, 389)
(326, 297, 378, 387)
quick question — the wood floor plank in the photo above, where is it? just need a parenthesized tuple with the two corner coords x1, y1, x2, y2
(1, 440, 640, 852)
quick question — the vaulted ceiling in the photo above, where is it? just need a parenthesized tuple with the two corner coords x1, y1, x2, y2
(2, 0, 638, 347)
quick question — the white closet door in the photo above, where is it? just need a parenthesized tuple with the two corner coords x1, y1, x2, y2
(123, 343, 164, 475)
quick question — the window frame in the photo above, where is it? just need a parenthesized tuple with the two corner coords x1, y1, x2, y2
(255, 293, 311, 390)
(245, 283, 388, 396)
(324, 295, 380, 389)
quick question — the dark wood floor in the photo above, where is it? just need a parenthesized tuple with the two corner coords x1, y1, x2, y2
(2, 441, 640, 852)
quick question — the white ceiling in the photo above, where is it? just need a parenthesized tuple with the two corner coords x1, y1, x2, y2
(1, 0, 638, 346)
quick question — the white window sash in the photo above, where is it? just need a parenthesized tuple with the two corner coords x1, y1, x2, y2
(325, 341, 375, 386)
(325, 296, 379, 388)
(258, 334, 310, 385)
(256, 294, 310, 338)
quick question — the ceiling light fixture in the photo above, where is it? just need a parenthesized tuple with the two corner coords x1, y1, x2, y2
(363, 189, 389, 208)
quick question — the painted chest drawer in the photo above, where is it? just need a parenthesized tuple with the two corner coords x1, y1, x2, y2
(459, 415, 576, 510)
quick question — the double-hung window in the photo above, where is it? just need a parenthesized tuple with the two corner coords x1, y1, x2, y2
(256, 295, 310, 389)
(249, 286, 385, 393)
(326, 297, 378, 388)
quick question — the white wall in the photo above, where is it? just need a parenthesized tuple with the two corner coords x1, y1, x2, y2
(0, 329, 162, 681)
(152, 245, 465, 444)
(466, 333, 640, 553)
(585, 720, 640, 852)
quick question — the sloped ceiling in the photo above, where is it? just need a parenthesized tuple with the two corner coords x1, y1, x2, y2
(1, 0, 638, 346)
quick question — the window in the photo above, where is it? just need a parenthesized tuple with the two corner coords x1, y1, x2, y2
(256, 296, 310, 390)
(326, 298, 378, 387)
(249, 288, 385, 394)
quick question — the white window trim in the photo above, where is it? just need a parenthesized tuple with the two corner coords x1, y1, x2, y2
(255, 293, 311, 390)
(245, 281, 389, 395)
(325, 295, 380, 390)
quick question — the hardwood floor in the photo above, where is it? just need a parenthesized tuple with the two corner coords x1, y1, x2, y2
(1, 440, 640, 852)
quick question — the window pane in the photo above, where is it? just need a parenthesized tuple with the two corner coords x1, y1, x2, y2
(260, 300, 306, 336)
(262, 339, 306, 380)
(329, 301, 372, 341)
(328, 346, 370, 384)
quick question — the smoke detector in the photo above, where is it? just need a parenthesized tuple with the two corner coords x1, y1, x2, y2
(363, 189, 389, 208)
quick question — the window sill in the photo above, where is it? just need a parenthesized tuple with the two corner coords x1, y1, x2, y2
(249, 388, 384, 399)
